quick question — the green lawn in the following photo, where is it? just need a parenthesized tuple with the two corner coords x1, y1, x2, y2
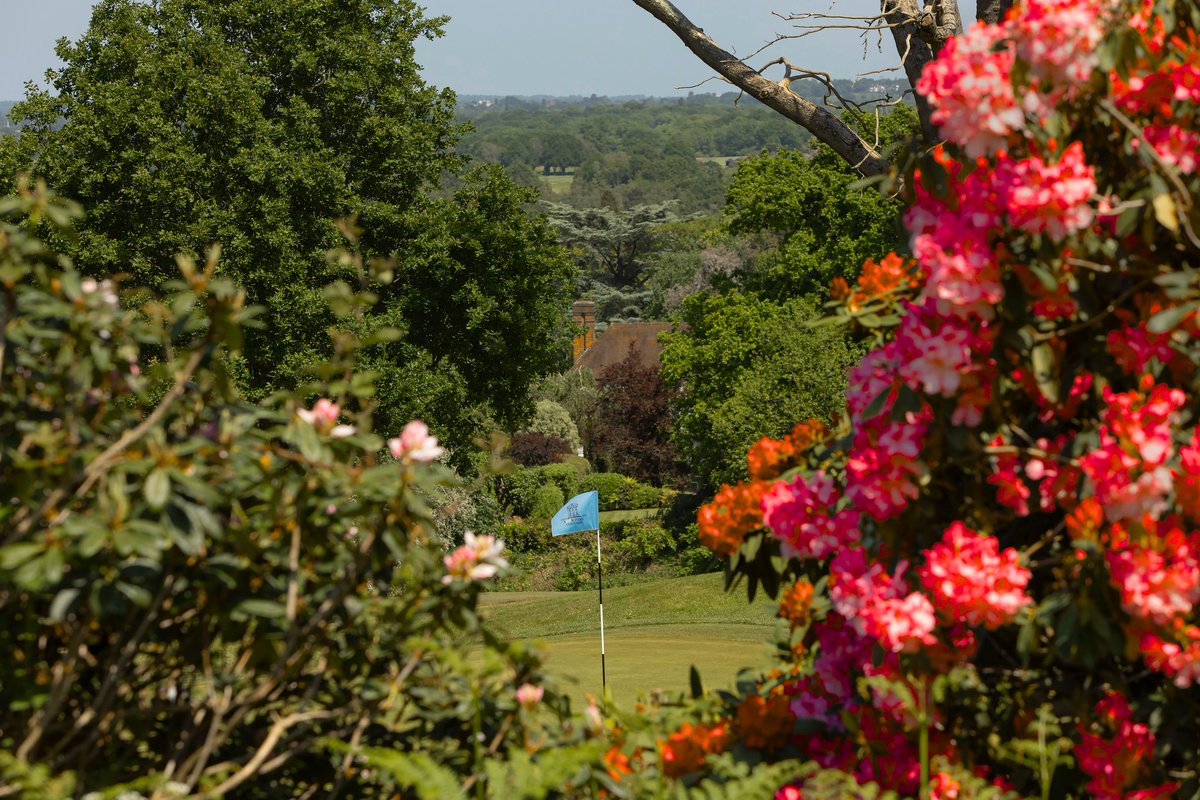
(538, 173, 574, 194)
(481, 573, 781, 706)
(597, 507, 660, 523)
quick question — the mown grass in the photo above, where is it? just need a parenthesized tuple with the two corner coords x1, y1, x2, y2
(481, 573, 781, 706)
(597, 507, 661, 523)
(538, 173, 574, 194)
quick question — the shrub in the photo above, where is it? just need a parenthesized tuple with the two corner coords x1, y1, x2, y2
(611, 519, 675, 565)
(494, 519, 553, 555)
(576, 472, 627, 510)
(575, 472, 660, 511)
(0, 186, 608, 797)
(539, 462, 581, 501)
(529, 398, 582, 452)
(613, 4, 1200, 797)
(621, 478, 661, 510)
(529, 482, 566, 519)
(506, 430, 572, 466)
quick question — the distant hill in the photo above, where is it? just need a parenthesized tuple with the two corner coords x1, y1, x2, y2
(454, 82, 912, 116)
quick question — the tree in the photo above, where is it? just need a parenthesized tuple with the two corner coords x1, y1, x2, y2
(628, 0, 1015, 175)
(539, 132, 587, 174)
(0, 0, 574, 452)
(658, 291, 859, 489)
(723, 108, 915, 298)
(528, 399, 583, 452)
(591, 344, 684, 487)
(545, 201, 683, 287)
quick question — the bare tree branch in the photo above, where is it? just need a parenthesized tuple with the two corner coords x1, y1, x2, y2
(629, 0, 890, 176)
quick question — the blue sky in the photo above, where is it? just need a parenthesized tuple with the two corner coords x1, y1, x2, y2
(2, 1, 974, 100)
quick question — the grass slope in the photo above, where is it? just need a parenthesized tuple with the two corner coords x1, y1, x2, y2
(597, 507, 661, 523)
(481, 573, 781, 706)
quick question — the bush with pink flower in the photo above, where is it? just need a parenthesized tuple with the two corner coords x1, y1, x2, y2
(594, 0, 1200, 797)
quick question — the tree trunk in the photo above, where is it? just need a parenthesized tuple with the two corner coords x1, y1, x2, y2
(976, 0, 1016, 24)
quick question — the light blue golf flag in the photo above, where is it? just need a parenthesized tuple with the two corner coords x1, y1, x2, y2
(551, 490, 600, 536)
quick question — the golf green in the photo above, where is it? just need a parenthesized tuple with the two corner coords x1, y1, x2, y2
(480, 574, 783, 707)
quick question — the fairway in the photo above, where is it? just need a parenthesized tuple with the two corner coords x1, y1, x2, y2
(481, 573, 781, 706)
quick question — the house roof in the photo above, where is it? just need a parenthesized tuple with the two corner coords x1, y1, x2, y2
(574, 321, 674, 374)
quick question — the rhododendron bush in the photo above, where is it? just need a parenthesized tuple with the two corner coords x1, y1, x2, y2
(615, 0, 1200, 796)
(0, 188, 615, 798)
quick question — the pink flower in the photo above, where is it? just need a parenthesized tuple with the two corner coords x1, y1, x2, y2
(1142, 628, 1200, 688)
(912, 227, 1004, 320)
(864, 591, 938, 654)
(845, 413, 929, 521)
(296, 398, 356, 438)
(995, 144, 1097, 241)
(761, 471, 861, 560)
(1142, 124, 1200, 174)
(917, 22, 1024, 158)
(1076, 692, 1176, 800)
(895, 303, 984, 397)
(1080, 383, 1184, 521)
(918, 522, 1033, 629)
(516, 683, 544, 708)
(388, 420, 445, 463)
(1011, 0, 1108, 85)
(442, 531, 508, 584)
(1107, 523, 1200, 626)
(846, 345, 901, 428)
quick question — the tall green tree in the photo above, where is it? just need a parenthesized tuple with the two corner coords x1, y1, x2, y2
(544, 201, 683, 287)
(658, 291, 859, 488)
(0, 0, 574, 450)
(723, 107, 917, 299)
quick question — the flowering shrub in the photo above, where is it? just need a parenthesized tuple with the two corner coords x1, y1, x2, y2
(600, 0, 1200, 796)
(0, 186, 615, 798)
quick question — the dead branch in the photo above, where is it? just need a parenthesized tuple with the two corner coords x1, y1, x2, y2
(629, 0, 889, 176)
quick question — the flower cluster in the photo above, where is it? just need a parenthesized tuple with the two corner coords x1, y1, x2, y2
(296, 397, 356, 438)
(762, 471, 861, 560)
(1075, 694, 1178, 799)
(658, 721, 730, 778)
(918, 522, 1033, 628)
(697, 480, 766, 557)
(746, 419, 828, 481)
(442, 531, 508, 585)
(388, 419, 444, 463)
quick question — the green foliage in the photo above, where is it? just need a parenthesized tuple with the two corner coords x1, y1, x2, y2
(540, 462, 584, 500)
(576, 472, 661, 511)
(533, 368, 600, 452)
(659, 291, 860, 488)
(456, 94, 821, 212)
(546, 201, 688, 287)
(724, 106, 917, 298)
(2, 0, 574, 456)
(530, 399, 583, 451)
(530, 482, 567, 519)
(0, 186, 603, 797)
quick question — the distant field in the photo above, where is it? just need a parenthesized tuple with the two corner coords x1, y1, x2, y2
(481, 573, 781, 706)
(537, 173, 574, 194)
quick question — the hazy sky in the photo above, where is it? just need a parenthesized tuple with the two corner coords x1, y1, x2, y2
(1, 0, 976, 100)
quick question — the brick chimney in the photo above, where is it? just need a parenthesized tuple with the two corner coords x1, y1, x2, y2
(571, 300, 596, 363)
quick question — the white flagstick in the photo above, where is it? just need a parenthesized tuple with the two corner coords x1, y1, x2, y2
(597, 525, 607, 707)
